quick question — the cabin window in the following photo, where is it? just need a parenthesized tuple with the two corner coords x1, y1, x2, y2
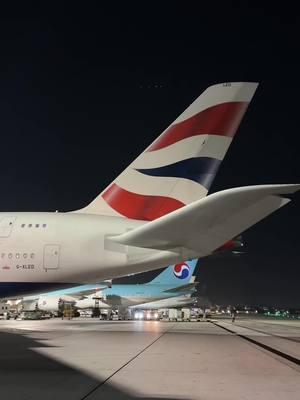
(35, 224, 39, 228)
(28, 224, 32, 228)
(16, 253, 20, 259)
(23, 253, 27, 258)
(42, 224, 47, 228)
(21, 224, 25, 228)
(8, 253, 12, 259)
(30, 253, 35, 259)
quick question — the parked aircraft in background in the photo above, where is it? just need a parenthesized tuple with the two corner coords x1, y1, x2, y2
(1, 82, 298, 298)
(18, 259, 198, 312)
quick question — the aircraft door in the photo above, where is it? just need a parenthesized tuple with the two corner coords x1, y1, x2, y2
(44, 244, 60, 270)
(0, 216, 17, 237)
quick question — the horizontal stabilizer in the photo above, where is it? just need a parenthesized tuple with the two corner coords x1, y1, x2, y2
(111, 184, 300, 258)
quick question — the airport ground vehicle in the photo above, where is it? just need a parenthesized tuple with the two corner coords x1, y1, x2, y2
(0, 302, 10, 318)
(133, 310, 159, 320)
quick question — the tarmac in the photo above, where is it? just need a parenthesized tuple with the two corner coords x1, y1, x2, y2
(0, 316, 299, 400)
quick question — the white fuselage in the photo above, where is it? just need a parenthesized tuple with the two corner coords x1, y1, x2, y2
(0, 212, 181, 297)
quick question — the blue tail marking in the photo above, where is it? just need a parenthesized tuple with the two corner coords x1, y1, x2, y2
(136, 157, 221, 190)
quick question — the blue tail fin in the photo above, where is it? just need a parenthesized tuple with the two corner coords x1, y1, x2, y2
(150, 259, 198, 285)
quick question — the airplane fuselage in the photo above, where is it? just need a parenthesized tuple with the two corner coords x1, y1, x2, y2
(19, 281, 197, 311)
(0, 212, 181, 297)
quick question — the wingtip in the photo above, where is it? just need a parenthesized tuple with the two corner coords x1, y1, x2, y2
(279, 184, 300, 194)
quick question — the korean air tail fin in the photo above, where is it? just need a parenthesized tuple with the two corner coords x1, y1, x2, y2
(149, 259, 198, 286)
(76, 82, 258, 219)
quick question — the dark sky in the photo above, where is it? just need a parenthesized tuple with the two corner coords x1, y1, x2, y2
(0, 4, 299, 306)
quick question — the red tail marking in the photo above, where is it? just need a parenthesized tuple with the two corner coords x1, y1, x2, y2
(148, 102, 249, 151)
(102, 183, 184, 221)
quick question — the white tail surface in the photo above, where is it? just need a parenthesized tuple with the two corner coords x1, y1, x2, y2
(77, 82, 258, 219)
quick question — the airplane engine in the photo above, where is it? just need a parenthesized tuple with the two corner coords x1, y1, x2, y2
(76, 297, 109, 309)
(21, 300, 38, 311)
(38, 295, 78, 312)
(76, 298, 95, 309)
(37, 296, 62, 312)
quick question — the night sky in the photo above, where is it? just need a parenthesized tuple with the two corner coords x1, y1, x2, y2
(0, 4, 299, 306)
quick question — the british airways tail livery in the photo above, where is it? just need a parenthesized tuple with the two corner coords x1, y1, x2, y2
(0, 82, 299, 298)
(78, 82, 259, 218)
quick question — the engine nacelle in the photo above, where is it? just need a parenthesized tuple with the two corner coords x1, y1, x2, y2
(21, 300, 38, 311)
(76, 297, 110, 309)
(37, 296, 61, 312)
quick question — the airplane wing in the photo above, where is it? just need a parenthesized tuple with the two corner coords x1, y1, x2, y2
(111, 184, 300, 259)
(163, 282, 198, 293)
(66, 288, 105, 300)
(67, 281, 112, 300)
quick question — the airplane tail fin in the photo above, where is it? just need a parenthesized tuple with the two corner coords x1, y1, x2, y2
(77, 82, 258, 220)
(149, 259, 198, 285)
